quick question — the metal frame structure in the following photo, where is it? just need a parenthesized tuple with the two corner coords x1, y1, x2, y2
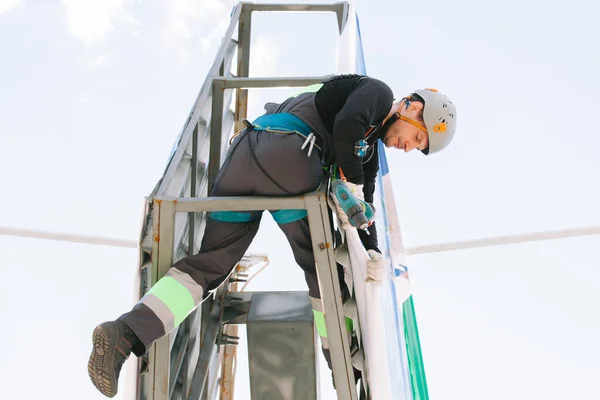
(132, 3, 357, 400)
(147, 191, 358, 400)
(2, 2, 600, 400)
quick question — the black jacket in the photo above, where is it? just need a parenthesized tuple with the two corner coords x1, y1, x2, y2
(314, 74, 394, 252)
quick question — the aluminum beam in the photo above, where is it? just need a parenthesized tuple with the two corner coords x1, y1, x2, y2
(214, 76, 325, 90)
(146, 198, 177, 400)
(169, 195, 306, 213)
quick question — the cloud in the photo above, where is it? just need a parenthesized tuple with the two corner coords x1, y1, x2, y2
(60, 0, 138, 46)
(163, 0, 232, 62)
(249, 34, 281, 77)
(168, 0, 228, 36)
(77, 52, 111, 70)
(86, 52, 110, 67)
(78, 92, 91, 103)
(0, 0, 22, 15)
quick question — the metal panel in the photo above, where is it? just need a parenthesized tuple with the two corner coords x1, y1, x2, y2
(246, 292, 318, 400)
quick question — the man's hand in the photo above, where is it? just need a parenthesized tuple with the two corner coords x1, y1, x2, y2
(366, 249, 386, 285)
(328, 194, 353, 230)
(328, 181, 365, 230)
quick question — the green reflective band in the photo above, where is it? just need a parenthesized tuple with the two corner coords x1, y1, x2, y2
(209, 211, 257, 223)
(345, 316, 353, 332)
(270, 209, 307, 224)
(313, 309, 327, 337)
(312, 310, 353, 338)
(296, 83, 323, 95)
(147, 276, 195, 326)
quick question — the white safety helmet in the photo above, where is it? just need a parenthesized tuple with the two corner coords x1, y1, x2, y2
(413, 88, 457, 155)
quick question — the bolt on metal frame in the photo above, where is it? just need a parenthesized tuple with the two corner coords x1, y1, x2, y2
(135, 2, 358, 400)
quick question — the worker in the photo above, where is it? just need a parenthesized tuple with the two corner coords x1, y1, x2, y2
(87, 74, 457, 397)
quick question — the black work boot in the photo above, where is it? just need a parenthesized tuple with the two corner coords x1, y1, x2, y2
(88, 320, 143, 398)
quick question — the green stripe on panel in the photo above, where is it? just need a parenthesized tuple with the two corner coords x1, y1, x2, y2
(147, 276, 195, 326)
(403, 295, 430, 400)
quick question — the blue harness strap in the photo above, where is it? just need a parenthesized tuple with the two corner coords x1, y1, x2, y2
(252, 114, 312, 225)
(250, 113, 312, 136)
(208, 211, 261, 223)
(209, 113, 315, 225)
(270, 209, 308, 225)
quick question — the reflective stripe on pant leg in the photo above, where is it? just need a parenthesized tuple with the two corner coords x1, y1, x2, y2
(310, 296, 353, 343)
(139, 267, 204, 336)
(139, 268, 201, 333)
(118, 267, 204, 347)
(295, 83, 324, 96)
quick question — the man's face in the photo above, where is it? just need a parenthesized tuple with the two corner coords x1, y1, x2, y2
(383, 118, 429, 152)
(383, 102, 429, 152)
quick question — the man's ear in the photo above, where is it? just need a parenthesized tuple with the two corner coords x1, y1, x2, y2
(409, 101, 424, 114)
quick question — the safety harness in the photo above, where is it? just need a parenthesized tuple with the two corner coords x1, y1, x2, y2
(209, 112, 322, 225)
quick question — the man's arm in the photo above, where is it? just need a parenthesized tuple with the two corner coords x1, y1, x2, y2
(332, 77, 393, 184)
(357, 144, 381, 253)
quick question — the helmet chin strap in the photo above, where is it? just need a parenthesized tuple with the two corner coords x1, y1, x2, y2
(399, 114, 427, 132)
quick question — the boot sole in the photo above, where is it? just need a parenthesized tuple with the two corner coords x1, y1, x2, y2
(88, 324, 118, 398)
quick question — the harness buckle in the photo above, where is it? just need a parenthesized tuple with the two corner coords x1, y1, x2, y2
(242, 118, 255, 129)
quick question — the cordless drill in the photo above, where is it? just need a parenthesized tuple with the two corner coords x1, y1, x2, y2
(331, 180, 376, 231)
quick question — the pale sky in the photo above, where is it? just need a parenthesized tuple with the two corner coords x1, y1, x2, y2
(1, 0, 599, 399)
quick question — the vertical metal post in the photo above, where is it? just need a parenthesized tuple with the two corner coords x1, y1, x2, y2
(147, 198, 177, 400)
(219, 267, 240, 400)
(304, 191, 359, 400)
(234, 3, 252, 133)
(208, 80, 225, 193)
(187, 301, 221, 400)
(335, 2, 349, 34)
(189, 123, 199, 255)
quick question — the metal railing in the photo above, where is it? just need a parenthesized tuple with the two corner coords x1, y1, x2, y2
(147, 189, 359, 400)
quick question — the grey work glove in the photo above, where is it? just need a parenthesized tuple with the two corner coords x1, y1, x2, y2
(365, 249, 386, 285)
